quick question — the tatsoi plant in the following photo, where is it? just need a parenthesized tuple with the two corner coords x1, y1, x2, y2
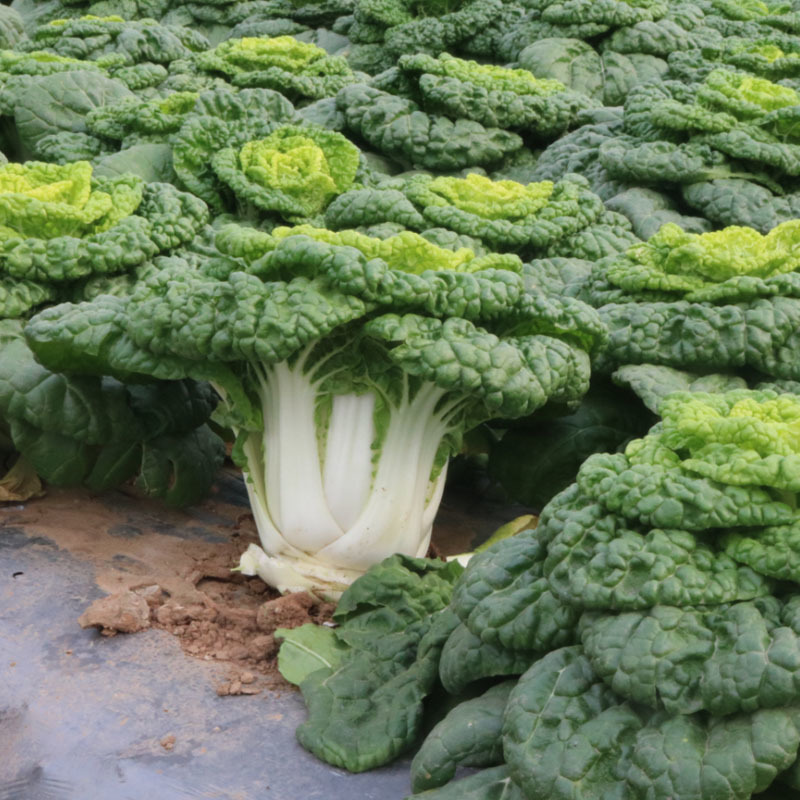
(21, 15, 210, 66)
(170, 86, 297, 212)
(574, 221, 800, 382)
(594, 71, 800, 231)
(280, 390, 800, 799)
(25, 224, 604, 596)
(334, 83, 524, 171)
(326, 172, 640, 260)
(210, 125, 360, 221)
(195, 36, 359, 100)
(0, 159, 207, 317)
(0, 319, 224, 506)
(395, 52, 597, 139)
(346, 0, 503, 72)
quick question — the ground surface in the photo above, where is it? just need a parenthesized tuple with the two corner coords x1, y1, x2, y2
(0, 467, 522, 799)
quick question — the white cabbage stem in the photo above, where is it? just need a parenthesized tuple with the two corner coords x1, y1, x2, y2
(234, 359, 454, 594)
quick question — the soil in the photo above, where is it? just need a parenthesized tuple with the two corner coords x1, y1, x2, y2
(1, 469, 336, 694)
(2, 466, 517, 697)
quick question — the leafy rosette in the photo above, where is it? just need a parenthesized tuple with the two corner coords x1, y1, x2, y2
(194, 36, 359, 100)
(210, 125, 360, 222)
(0, 318, 224, 507)
(21, 15, 210, 66)
(170, 85, 298, 212)
(669, 38, 800, 85)
(0, 159, 207, 317)
(588, 71, 800, 231)
(474, 0, 672, 64)
(394, 52, 597, 139)
(85, 91, 199, 146)
(279, 388, 800, 798)
(513, 36, 672, 108)
(334, 83, 523, 171)
(172, 0, 352, 29)
(326, 172, 640, 259)
(347, 0, 503, 72)
(25, 222, 604, 596)
(579, 221, 800, 380)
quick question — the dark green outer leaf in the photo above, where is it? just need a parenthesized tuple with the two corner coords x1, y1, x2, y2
(580, 598, 800, 715)
(438, 623, 534, 695)
(451, 528, 580, 652)
(410, 681, 514, 792)
(296, 607, 460, 772)
(541, 484, 773, 611)
(405, 766, 525, 800)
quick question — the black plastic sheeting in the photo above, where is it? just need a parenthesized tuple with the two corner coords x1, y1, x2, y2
(0, 473, 415, 800)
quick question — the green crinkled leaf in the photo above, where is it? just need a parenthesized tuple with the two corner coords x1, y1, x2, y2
(336, 84, 522, 171)
(334, 553, 464, 627)
(410, 681, 513, 793)
(530, 118, 630, 201)
(612, 364, 748, 415)
(576, 451, 797, 530)
(723, 523, 800, 583)
(601, 51, 669, 106)
(0, 277, 55, 318)
(539, 0, 669, 28)
(625, 706, 800, 800)
(517, 38, 604, 102)
(364, 314, 591, 420)
(451, 528, 580, 652)
(599, 136, 740, 185)
(504, 645, 800, 800)
(548, 220, 640, 261)
(540, 484, 772, 611)
(597, 297, 800, 381)
(439, 622, 534, 695)
(93, 144, 176, 185)
(503, 646, 633, 800)
(297, 605, 459, 772)
(605, 188, 712, 240)
(580, 598, 800, 715)
(325, 187, 427, 230)
(682, 178, 800, 234)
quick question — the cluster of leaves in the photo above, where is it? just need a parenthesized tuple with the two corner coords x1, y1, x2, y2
(24, 221, 603, 590)
(280, 388, 800, 799)
(0, 153, 223, 503)
(554, 221, 800, 384)
(4, 1, 800, 798)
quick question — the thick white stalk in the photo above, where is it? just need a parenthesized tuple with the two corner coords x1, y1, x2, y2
(316, 382, 451, 570)
(322, 392, 376, 531)
(416, 462, 449, 557)
(258, 360, 344, 553)
(238, 543, 360, 600)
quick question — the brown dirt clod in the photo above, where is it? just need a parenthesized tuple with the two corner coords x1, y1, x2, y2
(78, 590, 151, 635)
